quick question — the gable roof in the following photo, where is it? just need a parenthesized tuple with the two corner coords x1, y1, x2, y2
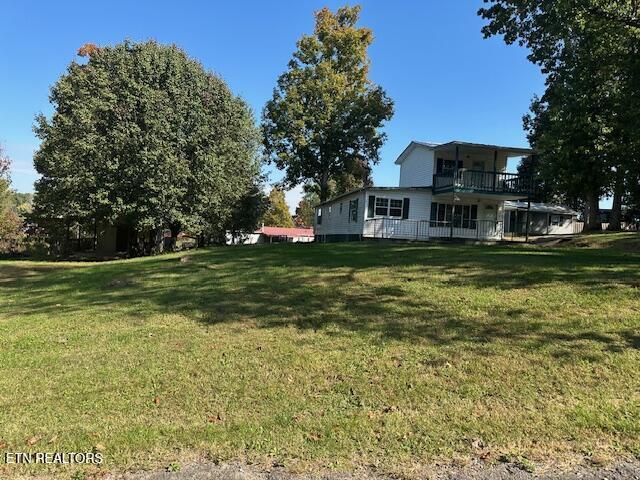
(395, 140, 534, 164)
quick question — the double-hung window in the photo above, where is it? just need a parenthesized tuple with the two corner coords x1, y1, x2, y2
(375, 197, 403, 217)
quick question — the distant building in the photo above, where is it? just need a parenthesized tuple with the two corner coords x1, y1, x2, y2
(227, 226, 314, 245)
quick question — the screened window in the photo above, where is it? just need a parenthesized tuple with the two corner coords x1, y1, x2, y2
(550, 214, 565, 226)
(316, 208, 322, 225)
(430, 202, 477, 229)
(374, 197, 403, 217)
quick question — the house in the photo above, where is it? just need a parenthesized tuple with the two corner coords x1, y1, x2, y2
(315, 140, 551, 242)
(503, 201, 581, 236)
(227, 226, 314, 245)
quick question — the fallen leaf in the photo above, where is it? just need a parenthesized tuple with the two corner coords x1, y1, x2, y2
(0, 440, 7, 449)
(26, 435, 41, 446)
(207, 413, 223, 424)
(153, 396, 160, 405)
(47, 435, 58, 444)
(94, 443, 106, 452)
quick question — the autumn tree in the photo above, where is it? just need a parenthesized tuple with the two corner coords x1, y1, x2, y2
(262, 187, 294, 228)
(33, 41, 260, 255)
(262, 5, 393, 202)
(294, 189, 319, 227)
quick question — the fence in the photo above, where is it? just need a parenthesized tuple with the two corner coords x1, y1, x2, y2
(364, 218, 503, 241)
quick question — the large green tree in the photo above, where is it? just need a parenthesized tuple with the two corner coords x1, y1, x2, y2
(479, 0, 640, 230)
(262, 188, 294, 228)
(262, 5, 394, 202)
(33, 40, 260, 255)
(0, 144, 24, 253)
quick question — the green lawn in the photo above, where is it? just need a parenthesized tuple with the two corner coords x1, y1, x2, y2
(1, 233, 639, 478)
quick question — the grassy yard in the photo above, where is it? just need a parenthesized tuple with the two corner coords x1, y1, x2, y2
(0, 233, 639, 478)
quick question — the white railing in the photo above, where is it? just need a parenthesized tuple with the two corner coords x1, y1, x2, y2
(364, 218, 504, 241)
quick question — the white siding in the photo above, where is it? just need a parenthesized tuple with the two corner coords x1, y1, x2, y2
(314, 190, 366, 237)
(398, 146, 435, 187)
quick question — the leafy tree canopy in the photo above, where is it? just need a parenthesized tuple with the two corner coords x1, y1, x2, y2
(294, 188, 320, 228)
(262, 5, 393, 202)
(33, 40, 261, 253)
(479, 0, 640, 229)
(262, 187, 294, 228)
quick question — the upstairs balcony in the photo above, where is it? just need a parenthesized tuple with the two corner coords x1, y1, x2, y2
(433, 169, 533, 197)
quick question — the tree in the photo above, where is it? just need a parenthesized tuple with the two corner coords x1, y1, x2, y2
(33, 40, 260, 255)
(294, 189, 319, 227)
(262, 188, 294, 227)
(479, 0, 640, 230)
(0, 144, 25, 254)
(262, 5, 394, 202)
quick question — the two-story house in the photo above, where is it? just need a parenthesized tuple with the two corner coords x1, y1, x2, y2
(314, 140, 536, 242)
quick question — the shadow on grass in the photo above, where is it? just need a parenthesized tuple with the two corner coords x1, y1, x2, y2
(1, 241, 639, 360)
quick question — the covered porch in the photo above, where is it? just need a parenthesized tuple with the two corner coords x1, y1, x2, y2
(431, 141, 534, 197)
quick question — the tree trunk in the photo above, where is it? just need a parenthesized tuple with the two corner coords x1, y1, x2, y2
(319, 169, 329, 202)
(583, 190, 601, 232)
(607, 172, 624, 231)
(167, 224, 181, 251)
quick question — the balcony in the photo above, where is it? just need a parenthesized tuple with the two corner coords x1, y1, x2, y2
(433, 170, 532, 197)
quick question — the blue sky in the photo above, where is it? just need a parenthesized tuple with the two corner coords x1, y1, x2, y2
(1, 0, 552, 211)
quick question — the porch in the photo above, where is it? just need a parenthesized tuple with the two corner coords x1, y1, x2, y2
(363, 218, 504, 241)
(433, 169, 532, 197)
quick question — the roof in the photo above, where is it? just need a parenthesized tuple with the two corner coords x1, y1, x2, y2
(257, 226, 314, 238)
(395, 140, 534, 164)
(503, 201, 579, 215)
(316, 186, 431, 207)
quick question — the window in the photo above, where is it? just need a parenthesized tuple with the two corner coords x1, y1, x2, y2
(328, 205, 332, 217)
(349, 199, 359, 222)
(374, 197, 403, 217)
(316, 208, 322, 225)
(339, 203, 343, 214)
(430, 202, 477, 229)
(389, 199, 403, 217)
(472, 160, 485, 171)
(550, 214, 565, 226)
(375, 197, 388, 216)
(436, 158, 463, 174)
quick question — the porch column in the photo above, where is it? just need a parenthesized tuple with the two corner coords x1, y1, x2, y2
(452, 145, 460, 239)
(525, 196, 531, 242)
(493, 150, 498, 192)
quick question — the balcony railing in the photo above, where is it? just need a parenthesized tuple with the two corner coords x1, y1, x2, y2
(433, 170, 532, 195)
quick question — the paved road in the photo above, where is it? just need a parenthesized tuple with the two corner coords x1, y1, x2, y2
(106, 459, 640, 480)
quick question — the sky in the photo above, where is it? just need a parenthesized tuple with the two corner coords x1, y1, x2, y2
(1, 0, 563, 212)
